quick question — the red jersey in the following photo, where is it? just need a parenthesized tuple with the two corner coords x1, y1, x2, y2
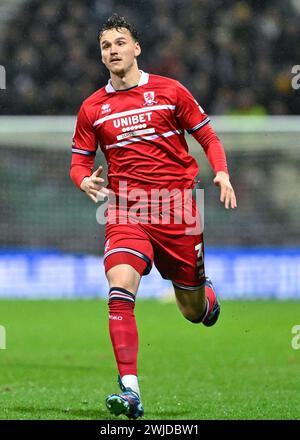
(71, 71, 228, 193)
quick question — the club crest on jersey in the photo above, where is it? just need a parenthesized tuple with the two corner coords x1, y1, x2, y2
(143, 91, 157, 106)
(101, 103, 111, 114)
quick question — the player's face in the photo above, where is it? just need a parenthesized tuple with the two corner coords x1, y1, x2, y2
(100, 28, 141, 75)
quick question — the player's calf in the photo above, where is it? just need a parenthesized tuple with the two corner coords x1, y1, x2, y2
(175, 277, 220, 327)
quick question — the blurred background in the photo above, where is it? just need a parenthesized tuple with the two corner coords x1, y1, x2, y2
(0, 0, 299, 299)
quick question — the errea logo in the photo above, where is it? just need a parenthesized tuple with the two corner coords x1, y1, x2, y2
(101, 103, 111, 114)
(109, 315, 123, 321)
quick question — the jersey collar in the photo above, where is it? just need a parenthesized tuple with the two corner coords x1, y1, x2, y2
(105, 71, 149, 93)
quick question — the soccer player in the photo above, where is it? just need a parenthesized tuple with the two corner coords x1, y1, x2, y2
(70, 14, 237, 419)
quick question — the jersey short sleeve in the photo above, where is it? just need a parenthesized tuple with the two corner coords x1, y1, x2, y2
(175, 81, 210, 134)
(72, 104, 98, 157)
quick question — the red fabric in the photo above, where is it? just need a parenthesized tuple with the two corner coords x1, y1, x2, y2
(104, 200, 206, 289)
(72, 104, 98, 153)
(192, 124, 229, 175)
(70, 73, 212, 193)
(104, 252, 148, 276)
(108, 298, 138, 377)
(70, 154, 94, 189)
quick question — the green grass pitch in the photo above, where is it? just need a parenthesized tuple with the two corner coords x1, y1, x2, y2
(0, 299, 299, 420)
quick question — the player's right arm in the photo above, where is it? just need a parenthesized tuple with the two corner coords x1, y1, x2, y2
(70, 104, 107, 203)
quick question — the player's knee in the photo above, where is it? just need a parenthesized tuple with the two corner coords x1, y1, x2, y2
(180, 307, 205, 323)
(184, 311, 203, 323)
(186, 314, 203, 324)
(106, 265, 140, 293)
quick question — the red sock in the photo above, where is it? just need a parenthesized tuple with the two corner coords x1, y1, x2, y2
(108, 287, 138, 377)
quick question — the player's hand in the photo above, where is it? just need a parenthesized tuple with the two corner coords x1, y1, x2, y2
(213, 171, 237, 209)
(80, 165, 109, 203)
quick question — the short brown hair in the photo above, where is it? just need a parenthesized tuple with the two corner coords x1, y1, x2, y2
(98, 13, 139, 42)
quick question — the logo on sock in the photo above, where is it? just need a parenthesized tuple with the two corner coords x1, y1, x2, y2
(109, 314, 123, 321)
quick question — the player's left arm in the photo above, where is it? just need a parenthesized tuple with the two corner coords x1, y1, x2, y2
(213, 170, 237, 210)
(175, 81, 237, 209)
(193, 123, 237, 209)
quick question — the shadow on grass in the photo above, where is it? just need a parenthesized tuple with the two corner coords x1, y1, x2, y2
(146, 409, 191, 418)
(8, 406, 191, 420)
(8, 406, 108, 420)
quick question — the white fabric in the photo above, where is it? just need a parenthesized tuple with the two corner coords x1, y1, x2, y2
(121, 374, 141, 397)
